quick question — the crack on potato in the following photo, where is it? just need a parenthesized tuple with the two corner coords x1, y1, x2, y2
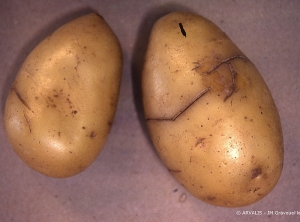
(200, 55, 247, 102)
(145, 55, 247, 122)
(23, 111, 32, 133)
(11, 86, 32, 111)
(146, 88, 210, 121)
(179, 23, 186, 37)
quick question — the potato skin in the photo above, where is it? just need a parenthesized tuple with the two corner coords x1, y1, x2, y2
(142, 12, 283, 207)
(4, 13, 122, 178)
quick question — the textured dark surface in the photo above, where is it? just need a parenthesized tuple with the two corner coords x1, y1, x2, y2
(1, 1, 299, 221)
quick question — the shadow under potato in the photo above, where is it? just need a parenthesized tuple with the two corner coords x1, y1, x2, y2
(130, 3, 196, 146)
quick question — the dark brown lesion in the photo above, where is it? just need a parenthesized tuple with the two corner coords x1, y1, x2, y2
(89, 131, 96, 138)
(251, 167, 262, 179)
(146, 55, 247, 122)
(203, 55, 246, 102)
(195, 137, 206, 148)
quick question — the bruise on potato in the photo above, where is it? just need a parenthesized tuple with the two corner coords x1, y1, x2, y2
(146, 55, 247, 121)
(200, 55, 247, 101)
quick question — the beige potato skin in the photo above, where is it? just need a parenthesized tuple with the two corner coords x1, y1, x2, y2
(142, 12, 283, 207)
(4, 13, 122, 178)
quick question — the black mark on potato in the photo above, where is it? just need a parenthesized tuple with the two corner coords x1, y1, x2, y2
(179, 23, 186, 37)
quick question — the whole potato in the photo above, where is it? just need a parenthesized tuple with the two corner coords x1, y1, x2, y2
(142, 12, 283, 207)
(4, 13, 122, 178)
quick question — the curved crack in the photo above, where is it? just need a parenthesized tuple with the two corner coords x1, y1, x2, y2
(146, 55, 247, 122)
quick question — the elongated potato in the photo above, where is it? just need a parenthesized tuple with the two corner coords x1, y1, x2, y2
(142, 12, 283, 207)
(4, 13, 122, 178)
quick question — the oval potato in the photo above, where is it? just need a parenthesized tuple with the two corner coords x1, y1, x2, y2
(142, 12, 283, 207)
(4, 13, 122, 178)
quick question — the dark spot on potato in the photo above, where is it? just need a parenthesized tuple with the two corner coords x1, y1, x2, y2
(251, 168, 262, 179)
(253, 187, 260, 193)
(195, 137, 206, 148)
(90, 131, 96, 138)
(47, 96, 54, 103)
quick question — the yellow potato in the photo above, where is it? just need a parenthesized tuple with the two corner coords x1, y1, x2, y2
(142, 12, 283, 207)
(4, 13, 122, 178)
